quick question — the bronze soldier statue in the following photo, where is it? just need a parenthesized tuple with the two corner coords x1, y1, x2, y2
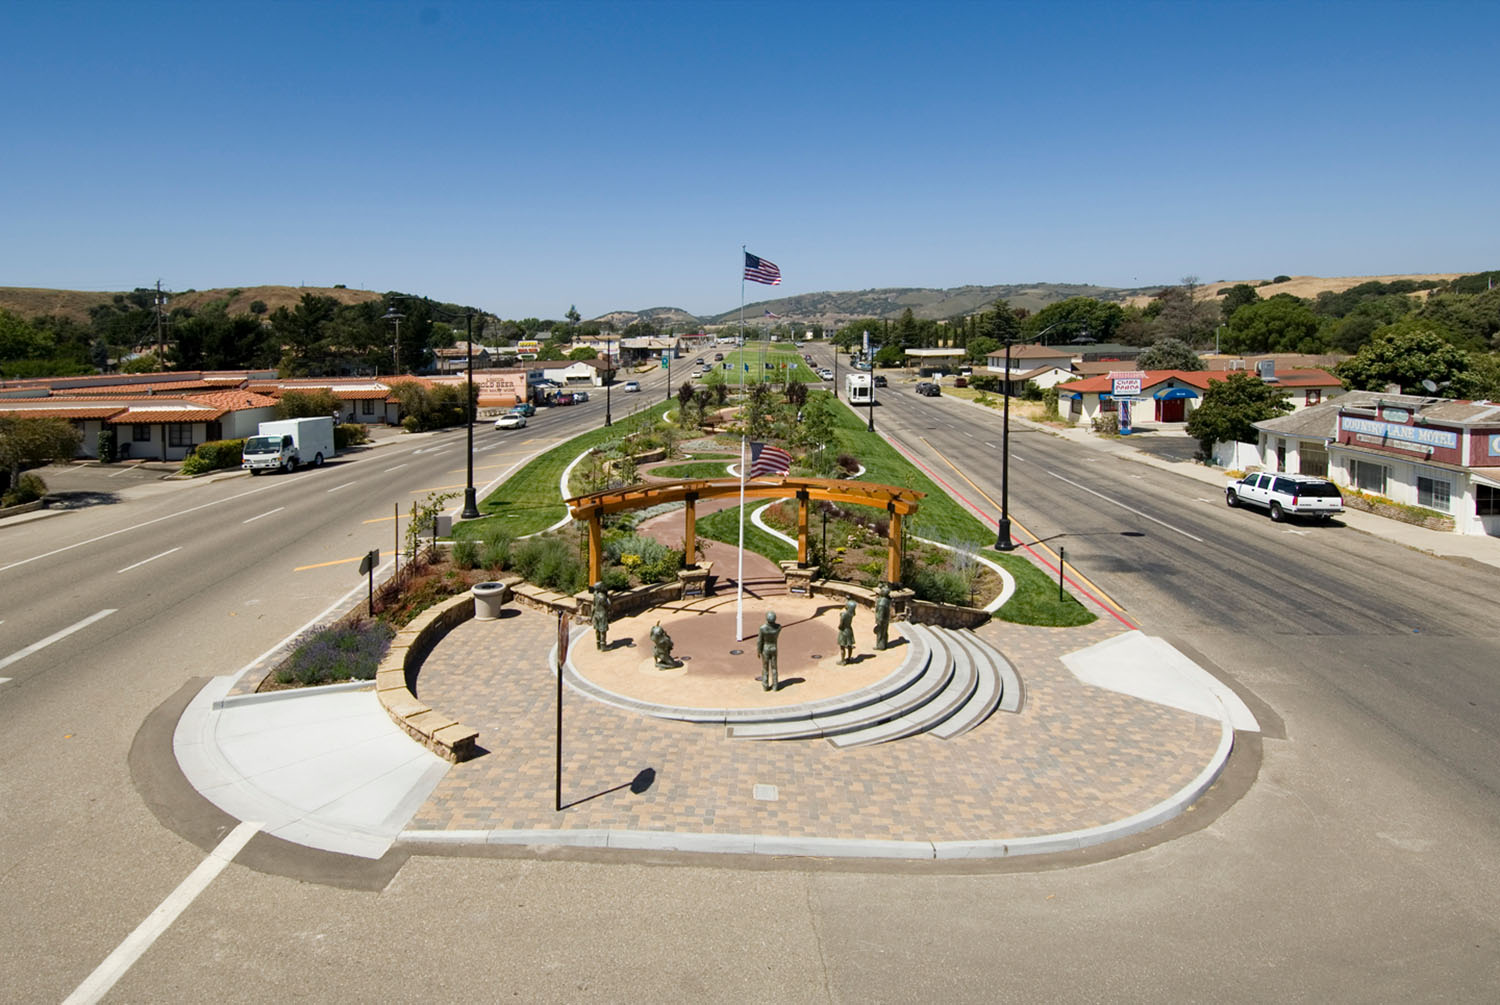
(757, 611, 781, 691)
(874, 581, 892, 651)
(592, 582, 610, 651)
(836, 599, 857, 665)
(650, 622, 677, 669)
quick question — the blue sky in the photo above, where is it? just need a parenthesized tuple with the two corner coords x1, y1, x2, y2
(3, 0, 1496, 320)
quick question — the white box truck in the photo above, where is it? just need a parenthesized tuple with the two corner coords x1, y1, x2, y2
(241, 417, 336, 474)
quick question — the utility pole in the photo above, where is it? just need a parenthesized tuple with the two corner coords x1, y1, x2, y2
(154, 280, 167, 365)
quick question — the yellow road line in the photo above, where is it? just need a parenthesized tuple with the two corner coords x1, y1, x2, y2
(449, 464, 515, 474)
(410, 483, 468, 493)
(294, 556, 366, 572)
(919, 436, 1128, 614)
(362, 515, 411, 524)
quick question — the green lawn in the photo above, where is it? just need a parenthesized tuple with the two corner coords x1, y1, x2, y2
(650, 460, 737, 479)
(988, 553, 1096, 626)
(712, 347, 820, 384)
(453, 404, 669, 541)
(825, 399, 992, 548)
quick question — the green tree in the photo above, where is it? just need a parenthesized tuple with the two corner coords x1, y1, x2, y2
(874, 344, 904, 368)
(1220, 294, 1325, 354)
(1148, 278, 1218, 346)
(979, 299, 1022, 344)
(1025, 297, 1124, 343)
(1219, 283, 1260, 321)
(275, 388, 342, 419)
(0, 416, 82, 488)
(965, 336, 1000, 363)
(1334, 320, 1479, 396)
(797, 392, 836, 451)
(567, 346, 598, 361)
(565, 305, 582, 325)
(1135, 337, 1204, 371)
(1184, 372, 1292, 458)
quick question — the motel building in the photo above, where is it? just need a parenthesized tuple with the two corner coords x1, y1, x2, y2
(1253, 390, 1500, 537)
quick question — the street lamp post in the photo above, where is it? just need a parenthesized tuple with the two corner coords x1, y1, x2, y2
(390, 297, 479, 519)
(604, 335, 613, 427)
(994, 318, 1083, 553)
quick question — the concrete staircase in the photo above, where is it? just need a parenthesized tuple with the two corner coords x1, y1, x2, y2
(560, 622, 1021, 747)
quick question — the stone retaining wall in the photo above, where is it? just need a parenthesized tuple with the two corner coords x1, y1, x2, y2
(375, 592, 480, 763)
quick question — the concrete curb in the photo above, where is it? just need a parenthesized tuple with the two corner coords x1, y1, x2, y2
(395, 713, 1232, 860)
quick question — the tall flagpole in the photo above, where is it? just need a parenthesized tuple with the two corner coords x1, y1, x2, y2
(737, 245, 747, 641)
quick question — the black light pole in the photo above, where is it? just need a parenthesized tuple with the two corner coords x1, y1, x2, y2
(381, 307, 404, 375)
(461, 311, 479, 518)
(867, 356, 875, 432)
(994, 336, 1015, 551)
(604, 335, 613, 427)
(390, 297, 478, 518)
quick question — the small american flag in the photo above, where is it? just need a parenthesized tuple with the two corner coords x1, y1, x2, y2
(744, 252, 781, 285)
(748, 441, 793, 478)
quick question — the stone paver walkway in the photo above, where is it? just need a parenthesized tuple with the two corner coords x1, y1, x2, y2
(407, 589, 1222, 843)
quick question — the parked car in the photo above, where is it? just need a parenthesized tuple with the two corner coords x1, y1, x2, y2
(1226, 472, 1343, 522)
(874, 375, 888, 387)
(494, 412, 527, 429)
(915, 382, 941, 396)
(623, 380, 641, 392)
(572, 390, 589, 402)
(511, 401, 536, 416)
(553, 392, 576, 405)
(953, 376, 967, 388)
(819, 368, 834, 380)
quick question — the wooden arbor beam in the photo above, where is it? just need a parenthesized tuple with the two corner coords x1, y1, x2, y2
(565, 476, 925, 588)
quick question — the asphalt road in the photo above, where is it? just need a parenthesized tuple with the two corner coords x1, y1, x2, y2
(4, 350, 1499, 1001)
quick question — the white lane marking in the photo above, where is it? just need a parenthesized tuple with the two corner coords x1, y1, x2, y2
(325, 481, 357, 493)
(0, 678, 9, 685)
(107, 463, 146, 479)
(0, 483, 277, 574)
(1012, 452, 1027, 462)
(1048, 472, 1205, 542)
(117, 548, 181, 574)
(0, 609, 118, 672)
(242, 507, 284, 524)
(63, 821, 262, 1005)
(382, 463, 408, 473)
(984, 442, 997, 448)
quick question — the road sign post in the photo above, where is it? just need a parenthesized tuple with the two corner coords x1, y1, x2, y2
(359, 548, 380, 615)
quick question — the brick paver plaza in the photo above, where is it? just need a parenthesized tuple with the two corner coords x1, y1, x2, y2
(407, 585, 1223, 844)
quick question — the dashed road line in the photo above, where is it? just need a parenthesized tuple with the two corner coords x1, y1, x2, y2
(242, 507, 284, 524)
(294, 555, 367, 571)
(1048, 472, 1204, 542)
(0, 609, 118, 673)
(325, 481, 358, 493)
(383, 463, 408, 473)
(117, 548, 181, 574)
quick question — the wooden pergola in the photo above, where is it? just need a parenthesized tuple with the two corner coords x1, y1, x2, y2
(566, 477, 924, 587)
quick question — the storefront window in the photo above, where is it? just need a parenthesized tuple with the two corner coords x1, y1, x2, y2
(1417, 476, 1451, 511)
(1352, 459, 1386, 495)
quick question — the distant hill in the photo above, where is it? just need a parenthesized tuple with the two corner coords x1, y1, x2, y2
(2, 273, 1476, 331)
(0, 284, 380, 323)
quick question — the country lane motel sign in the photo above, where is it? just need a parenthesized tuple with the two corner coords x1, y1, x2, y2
(1109, 370, 1146, 433)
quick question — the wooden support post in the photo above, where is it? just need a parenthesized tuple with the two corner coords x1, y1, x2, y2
(796, 490, 810, 566)
(684, 492, 698, 566)
(886, 508, 904, 585)
(587, 512, 603, 586)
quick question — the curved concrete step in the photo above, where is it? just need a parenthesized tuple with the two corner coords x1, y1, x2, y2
(827, 625, 973, 747)
(927, 629, 1003, 739)
(727, 623, 947, 740)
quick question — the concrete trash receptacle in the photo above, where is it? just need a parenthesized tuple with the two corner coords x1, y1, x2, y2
(473, 581, 509, 620)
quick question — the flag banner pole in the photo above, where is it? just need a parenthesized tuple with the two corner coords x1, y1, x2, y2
(736, 434, 746, 641)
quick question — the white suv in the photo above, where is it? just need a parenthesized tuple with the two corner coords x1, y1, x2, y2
(1226, 472, 1344, 522)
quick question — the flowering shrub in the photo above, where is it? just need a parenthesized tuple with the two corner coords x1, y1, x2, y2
(276, 618, 395, 687)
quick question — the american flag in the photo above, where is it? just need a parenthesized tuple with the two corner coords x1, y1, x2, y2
(744, 252, 781, 285)
(748, 441, 793, 478)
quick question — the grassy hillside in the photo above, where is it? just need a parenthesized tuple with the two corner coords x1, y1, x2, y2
(0, 284, 381, 322)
